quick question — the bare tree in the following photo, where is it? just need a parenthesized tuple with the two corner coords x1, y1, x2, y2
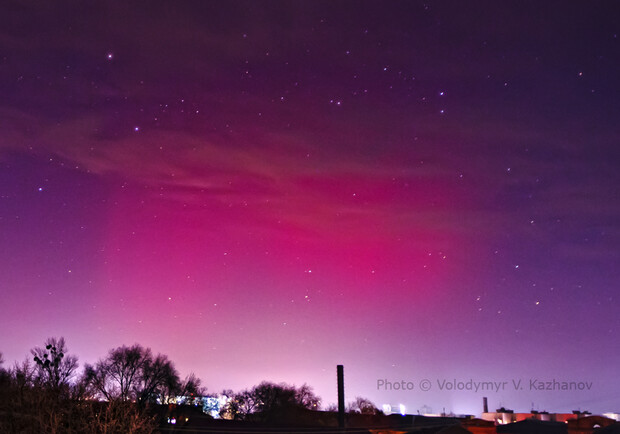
(31, 337, 78, 392)
(134, 352, 178, 404)
(0, 343, 168, 433)
(0, 352, 9, 395)
(11, 358, 37, 403)
(84, 343, 183, 405)
(180, 373, 203, 397)
(84, 344, 149, 401)
(220, 382, 320, 421)
(220, 389, 259, 420)
(295, 383, 320, 409)
(167, 372, 204, 405)
(325, 403, 338, 412)
(347, 396, 382, 415)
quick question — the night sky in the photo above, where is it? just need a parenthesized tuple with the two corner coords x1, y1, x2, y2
(1, 0, 619, 416)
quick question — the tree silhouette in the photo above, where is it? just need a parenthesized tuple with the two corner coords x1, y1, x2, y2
(221, 381, 320, 421)
(221, 388, 259, 420)
(295, 383, 321, 409)
(347, 396, 383, 415)
(0, 341, 213, 432)
(31, 337, 78, 393)
(175, 372, 204, 404)
(0, 352, 9, 391)
(135, 352, 179, 404)
(83, 343, 185, 405)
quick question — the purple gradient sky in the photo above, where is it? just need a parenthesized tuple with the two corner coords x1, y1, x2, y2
(1, 0, 619, 415)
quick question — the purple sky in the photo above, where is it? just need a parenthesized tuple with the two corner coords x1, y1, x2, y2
(1, 0, 619, 416)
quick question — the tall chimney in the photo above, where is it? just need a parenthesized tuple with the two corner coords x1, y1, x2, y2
(337, 365, 345, 428)
(483, 397, 489, 413)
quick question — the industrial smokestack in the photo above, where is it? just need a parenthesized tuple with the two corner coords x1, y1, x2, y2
(483, 397, 489, 413)
(337, 365, 345, 428)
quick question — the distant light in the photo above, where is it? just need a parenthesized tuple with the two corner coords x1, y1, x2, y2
(107, 52, 114, 60)
(38, 187, 43, 191)
(134, 126, 140, 132)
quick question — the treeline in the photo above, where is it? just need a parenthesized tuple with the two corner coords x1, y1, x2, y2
(0, 337, 200, 433)
(0, 337, 381, 433)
